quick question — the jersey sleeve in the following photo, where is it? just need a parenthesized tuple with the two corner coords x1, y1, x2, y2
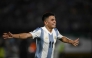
(29, 28, 41, 39)
(57, 30, 63, 39)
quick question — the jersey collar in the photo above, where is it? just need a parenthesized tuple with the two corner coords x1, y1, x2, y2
(43, 26, 54, 35)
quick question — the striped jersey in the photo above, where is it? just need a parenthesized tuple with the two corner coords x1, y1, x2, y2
(30, 26, 63, 58)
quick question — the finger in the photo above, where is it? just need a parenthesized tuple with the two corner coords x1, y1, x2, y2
(74, 41, 79, 45)
(3, 35, 7, 38)
(2, 35, 5, 37)
(3, 36, 7, 39)
(8, 32, 11, 35)
(74, 43, 79, 46)
(75, 43, 78, 46)
(75, 38, 79, 42)
(74, 44, 77, 46)
(3, 33, 8, 35)
(77, 38, 79, 40)
(8, 32, 12, 36)
(3, 34, 10, 38)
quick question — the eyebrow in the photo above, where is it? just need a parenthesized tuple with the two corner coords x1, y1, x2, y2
(51, 19, 56, 20)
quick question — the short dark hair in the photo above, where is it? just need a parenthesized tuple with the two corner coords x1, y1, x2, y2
(42, 12, 55, 21)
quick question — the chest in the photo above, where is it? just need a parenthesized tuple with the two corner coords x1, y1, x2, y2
(41, 30, 57, 44)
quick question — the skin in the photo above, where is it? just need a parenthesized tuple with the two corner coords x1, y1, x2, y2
(2, 15, 79, 46)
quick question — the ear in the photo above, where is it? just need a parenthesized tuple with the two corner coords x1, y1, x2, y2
(44, 21, 48, 25)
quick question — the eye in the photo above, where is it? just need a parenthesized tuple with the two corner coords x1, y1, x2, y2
(51, 19, 55, 21)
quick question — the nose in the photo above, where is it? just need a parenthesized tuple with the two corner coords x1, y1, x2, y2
(54, 20, 56, 23)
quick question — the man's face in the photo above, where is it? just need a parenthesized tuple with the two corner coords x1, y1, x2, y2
(45, 16, 56, 28)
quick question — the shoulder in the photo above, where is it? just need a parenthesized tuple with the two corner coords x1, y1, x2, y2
(33, 27, 41, 32)
(40, 26, 45, 31)
(53, 28, 59, 36)
(33, 27, 45, 32)
(54, 28, 58, 31)
(35, 27, 41, 30)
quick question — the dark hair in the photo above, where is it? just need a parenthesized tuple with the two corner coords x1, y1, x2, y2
(42, 12, 55, 21)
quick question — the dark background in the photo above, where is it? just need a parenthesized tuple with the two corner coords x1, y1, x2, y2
(0, 0, 92, 58)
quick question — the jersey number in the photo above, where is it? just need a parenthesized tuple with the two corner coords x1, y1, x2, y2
(49, 41, 54, 48)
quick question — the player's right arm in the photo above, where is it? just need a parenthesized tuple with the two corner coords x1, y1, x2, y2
(3, 28, 41, 39)
(3, 32, 32, 39)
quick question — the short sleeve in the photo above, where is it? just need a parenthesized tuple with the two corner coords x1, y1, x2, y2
(29, 28, 41, 39)
(57, 30, 63, 39)
(54, 28, 63, 39)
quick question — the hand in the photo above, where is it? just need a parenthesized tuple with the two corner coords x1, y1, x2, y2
(2, 32, 13, 39)
(72, 38, 79, 46)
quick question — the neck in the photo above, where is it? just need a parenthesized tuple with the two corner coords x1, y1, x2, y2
(45, 25, 53, 33)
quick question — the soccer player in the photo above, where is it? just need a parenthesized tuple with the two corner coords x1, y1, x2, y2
(3, 12, 79, 58)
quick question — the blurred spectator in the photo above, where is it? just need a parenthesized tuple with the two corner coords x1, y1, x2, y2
(5, 38, 19, 58)
(28, 39, 36, 58)
(0, 38, 5, 58)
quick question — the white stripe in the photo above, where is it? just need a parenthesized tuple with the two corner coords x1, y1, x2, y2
(41, 28, 49, 58)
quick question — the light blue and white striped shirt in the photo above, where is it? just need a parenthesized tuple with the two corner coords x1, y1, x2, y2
(30, 26, 63, 58)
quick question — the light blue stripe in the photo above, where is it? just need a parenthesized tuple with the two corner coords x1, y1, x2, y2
(35, 27, 41, 58)
(34, 27, 40, 32)
(54, 28, 58, 37)
(47, 34, 54, 58)
(35, 28, 44, 58)
(35, 39, 40, 58)
(39, 28, 44, 58)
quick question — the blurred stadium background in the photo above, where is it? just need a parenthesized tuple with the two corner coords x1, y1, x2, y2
(0, 0, 92, 58)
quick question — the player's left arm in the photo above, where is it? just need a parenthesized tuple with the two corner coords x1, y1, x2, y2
(60, 36, 79, 46)
(57, 30, 79, 46)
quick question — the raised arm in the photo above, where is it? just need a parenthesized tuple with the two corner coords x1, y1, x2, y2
(3, 32, 32, 39)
